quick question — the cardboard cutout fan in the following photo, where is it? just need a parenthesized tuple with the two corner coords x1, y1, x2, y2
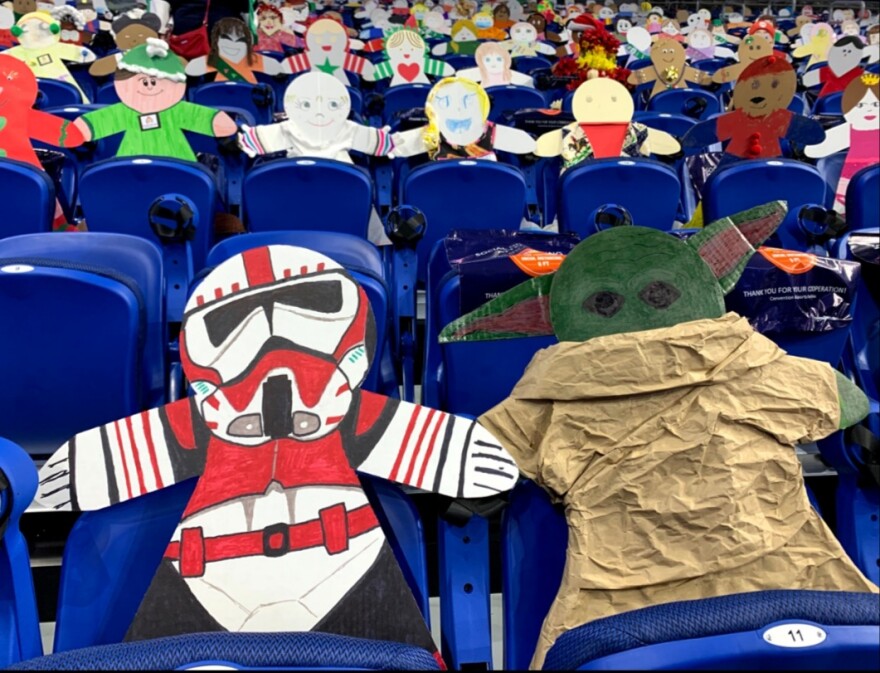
(440, 202, 878, 670)
(456, 41, 534, 87)
(73, 39, 237, 162)
(535, 77, 680, 170)
(792, 21, 834, 69)
(472, 10, 506, 40)
(255, 3, 304, 53)
(35, 245, 517, 656)
(89, 11, 162, 77)
(370, 26, 454, 86)
(503, 20, 575, 57)
(653, 17, 684, 42)
(391, 76, 535, 160)
(0, 6, 17, 48)
(5, 11, 96, 101)
(686, 27, 736, 62)
(627, 35, 710, 98)
(283, 17, 375, 85)
(238, 71, 395, 162)
(186, 18, 285, 83)
(711, 32, 775, 85)
(430, 18, 481, 56)
(684, 55, 824, 164)
(51, 5, 94, 45)
(805, 73, 880, 215)
(802, 35, 866, 98)
(710, 19, 742, 46)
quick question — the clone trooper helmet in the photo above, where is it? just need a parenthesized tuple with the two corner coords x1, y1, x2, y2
(180, 246, 376, 444)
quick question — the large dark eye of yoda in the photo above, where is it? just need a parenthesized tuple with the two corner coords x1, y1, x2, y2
(639, 280, 681, 309)
(583, 291, 625, 317)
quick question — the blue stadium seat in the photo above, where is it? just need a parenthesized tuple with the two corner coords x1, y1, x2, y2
(555, 158, 682, 236)
(400, 160, 528, 282)
(511, 55, 553, 75)
(382, 84, 432, 125)
(347, 85, 364, 117)
(78, 157, 219, 322)
(35, 78, 83, 108)
(0, 233, 167, 456)
(95, 82, 121, 105)
(788, 93, 809, 116)
(846, 164, 879, 233)
(690, 57, 736, 74)
(444, 54, 476, 71)
(243, 158, 374, 239)
(11, 631, 440, 670)
(632, 111, 697, 141)
(812, 91, 844, 116)
(0, 437, 42, 668)
(0, 158, 55, 238)
(702, 159, 830, 252)
(646, 88, 721, 120)
(486, 85, 547, 121)
(190, 81, 277, 126)
(206, 231, 397, 397)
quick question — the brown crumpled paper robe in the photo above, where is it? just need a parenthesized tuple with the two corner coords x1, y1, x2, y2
(479, 313, 879, 669)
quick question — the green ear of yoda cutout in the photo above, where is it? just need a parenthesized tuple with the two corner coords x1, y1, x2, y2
(440, 201, 787, 343)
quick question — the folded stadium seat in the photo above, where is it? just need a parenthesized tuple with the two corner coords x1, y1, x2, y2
(813, 91, 844, 116)
(78, 157, 219, 324)
(631, 111, 697, 146)
(845, 164, 880, 233)
(65, 62, 98, 104)
(382, 84, 432, 126)
(702, 158, 830, 252)
(646, 88, 721, 121)
(0, 158, 56, 238)
(347, 85, 365, 117)
(400, 160, 529, 283)
(243, 157, 374, 239)
(95, 81, 121, 105)
(206, 231, 398, 398)
(254, 59, 295, 114)
(0, 233, 168, 456)
(815, 150, 847, 207)
(190, 81, 277, 126)
(0, 438, 42, 668)
(556, 157, 682, 236)
(485, 85, 548, 122)
(789, 92, 809, 116)
(511, 55, 553, 76)
(34, 78, 83, 109)
(444, 54, 477, 71)
(502, 482, 880, 671)
(689, 57, 736, 75)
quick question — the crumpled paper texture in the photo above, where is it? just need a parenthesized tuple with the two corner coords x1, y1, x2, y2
(480, 313, 879, 669)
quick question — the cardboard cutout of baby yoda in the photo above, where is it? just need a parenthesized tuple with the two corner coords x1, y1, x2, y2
(6, 11, 96, 101)
(711, 32, 774, 85)
(684, 55, 825, 164)
(283, 17, 375, 85)
(186, 18, 285, 83)
(255, 3, 304, 52)
(238, 70, 395, 162)
(73, 39, 237, 162)
(456, 41, 534, 87)
(792, 21, 834, 69)
(440, 201, 879, 669)
(536, 77, 680, 170)
(391, 76, 535, 160)
(371, 26, 454, 86)
(89, 11, 161, 77)
(805, 73, 880, 215)
(35, 244, 518, 657)
(627, 36, 710, 98)
(802, 35, 866, 98)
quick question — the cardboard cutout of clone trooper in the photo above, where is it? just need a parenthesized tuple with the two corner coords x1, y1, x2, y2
(36, 246, 518, 650)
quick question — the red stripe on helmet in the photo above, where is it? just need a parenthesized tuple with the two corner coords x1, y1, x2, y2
(242, 247, 276, 288)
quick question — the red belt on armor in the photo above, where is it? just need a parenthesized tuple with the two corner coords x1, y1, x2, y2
(164, 503, 380, 578)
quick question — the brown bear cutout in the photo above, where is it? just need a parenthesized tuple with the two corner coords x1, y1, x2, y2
(627, 36, 711, 99)
(89, 12, 163, 77)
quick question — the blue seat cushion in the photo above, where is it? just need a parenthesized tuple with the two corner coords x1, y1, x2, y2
(543, 590, 880, 671)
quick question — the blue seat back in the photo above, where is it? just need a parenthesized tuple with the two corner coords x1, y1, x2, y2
(703, 159, 829, 251)
(511, 55, 553, 75)
(846, 164, 880, 232)
(35, 78, 83, 108)
(95, 82, 121, 105)
(0, 438, 41, 668)
(444, 54, 477, 71)
(206, 232, 391, 394)
(382, 84, 431, 125)
(812, 91, 844, 115)
(401, 160, 528, 282)
(78, 157, 218, 273)
(485, 85, 547, 121)
(690, 57, 735, 74)
(190, 82, 276, 126)
(557, 158, 682, 236)
(632, 111, 697, 141)
(243, 158, 374, 238)
(646, 88, 721, 120)
(0, 159, 55, 238)
(0, 233, 166, 455)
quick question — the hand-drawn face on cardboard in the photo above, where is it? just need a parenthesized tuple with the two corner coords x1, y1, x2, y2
(659, 17, 680, 37)
(528, 12, 547, 34)
(412, 3, 429, 21)
(475, 40, 511, 78)
(841, 19, 860, 36)
(427, 77, 489, 146)
(473, 11, 493, 30)
(615, 17, 631, 34)
(0, 53, 38, 110)
(14, 12, 60, 49)
(828, 36, 865, 76)
(113, 13, 161, 50)
(651, 37, 686, 73)
(451, 19, 478, 42)
(114, 41, 187, 114)
(597, 6, 613, 21)
(12, 0, 37, 16)
(283, 71, 351, 145)
(737, 33, 774, 67)
(688, 27, 712, 49)
(258, 6, 284, 36)
(306, 18, 348, 56)
(731, 55, 796, 117)
(686, 12, 705, 31)
(627, 25, 652, 54)
(844, 77, 880, 131)
(494, 4, 510, 22)
(572, 76, 634, 122)
(213, 17, 253, 64)
(510, 21, 537, 44)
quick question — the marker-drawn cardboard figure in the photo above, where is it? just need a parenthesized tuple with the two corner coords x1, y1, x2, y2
(840, 18, 861, 37)
(186, 17, 285, 83)
(439, 201, 879, 669)
(473, 10, 506, 40)
(686, 26, 735, 61)
(372, 26, 454, 85)
(653, 17, 684, 42)
(493, 2, 514, 30)
(431, 18, 481, 57)
(238, 71, 395, 162)
(36, 245, 517, 655)
(51, 5, 93, 45)
(683, 55, 825, 165)
(803, 35, 866, 98)
(89, 11, 162, 77)
(710, 18, 741, 46)
(73, 39, 237, 162)
(391, 76, 535, 160)
(456, 41, 534, 87)
(680, 11, 707, 35)
(283, 17, 376, 85)
(535, 77, 679, 171)
(792, 21, 835, 69)
(806, 73, 880, 215)
(5, 11, 96, 101)
(865, 24, 880, 64)
(0, 5, 16, 47)
(504, 20, 573, 57)
(627, 36, 710, 98)
(711, 32, 774, 85)
(618, 24, 651, 64)
(255, 3, 304, 52)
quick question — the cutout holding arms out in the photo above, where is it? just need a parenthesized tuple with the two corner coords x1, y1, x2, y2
(186, 17, 286, 83)
(627, 36, 711, 98)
